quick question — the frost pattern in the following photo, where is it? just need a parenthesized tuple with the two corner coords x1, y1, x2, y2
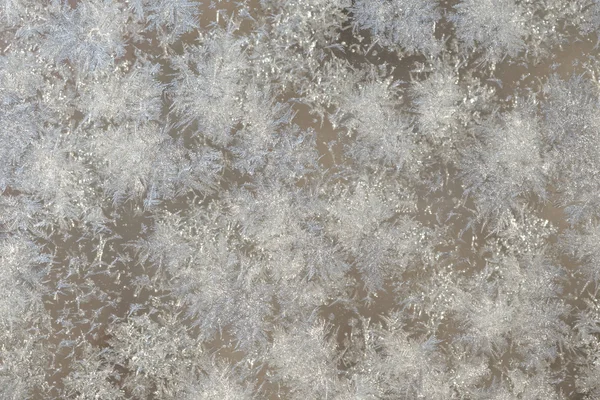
(3, 0, 600, 399)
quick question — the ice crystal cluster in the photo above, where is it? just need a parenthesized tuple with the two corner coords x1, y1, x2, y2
(3, 0, 600, 399)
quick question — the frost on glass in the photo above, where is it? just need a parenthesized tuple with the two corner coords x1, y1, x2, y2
(78, 62, 164, 127)
(351, 0, 442, 56)
(452, 0, 529, 63)
(332, 79, 416, 170)
(169, 28, 249, 146)
(3, 0, 600, 398)
(268, 320, 341, 399)
(542, 75, 600, 224)
(410, 61, 464, 142)
(40, 0, 129, 73)
(459, 102, 547, 231)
